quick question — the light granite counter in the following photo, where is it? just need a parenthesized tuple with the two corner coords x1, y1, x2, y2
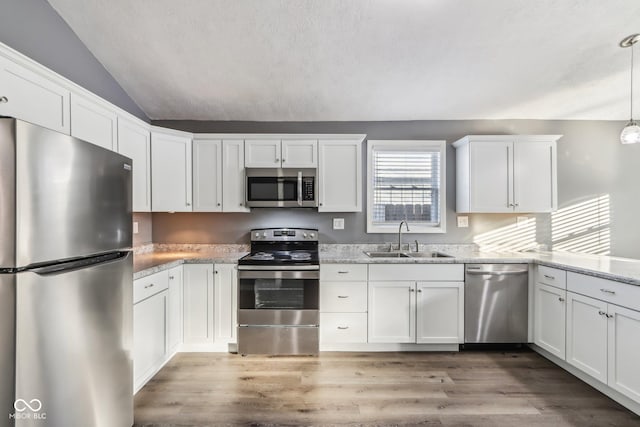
(133, 244, 249, 280)
(133, 243, 640, 286)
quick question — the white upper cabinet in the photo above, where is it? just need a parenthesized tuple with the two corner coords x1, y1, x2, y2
(318, 139, 363, 212)
(193, 139, 223, 212)
(453, 135, 560, 213)
(70, 93, 118, 150)
(245, 139, 281, 167)
(0, 55, 70, 134)
(117, 118, 151, 212)
(245, 138, 318, 168)
(222, 140, 251, 212)
(281, 139, 317, 167)
(151, 129, 193, 212)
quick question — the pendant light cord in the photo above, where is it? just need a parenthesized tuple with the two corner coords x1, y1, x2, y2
(631, 42, 635, 121)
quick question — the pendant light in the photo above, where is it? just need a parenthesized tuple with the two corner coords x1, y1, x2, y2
(620, 34, 640, 144)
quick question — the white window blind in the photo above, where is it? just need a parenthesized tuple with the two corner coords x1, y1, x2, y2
(372, 148, 441, 226)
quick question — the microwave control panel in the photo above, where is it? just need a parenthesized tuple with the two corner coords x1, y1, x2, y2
(302, 177, 315, 201)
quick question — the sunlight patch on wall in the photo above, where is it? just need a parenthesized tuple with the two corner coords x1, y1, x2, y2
(551, 195, 611, 255)
(473, 217, 537, 252)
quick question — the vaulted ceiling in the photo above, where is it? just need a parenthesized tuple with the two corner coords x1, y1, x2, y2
(47, 0, 640, 121)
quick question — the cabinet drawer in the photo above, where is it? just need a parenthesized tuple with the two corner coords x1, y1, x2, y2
(320, 313, 367, 343)
(567, 272, 640, 311)
(320, 282, 367, 312)
(320, 264, 367, 281)
(537, 265, 566, 289)
(368, 264, 463, 281)
(134, 270, 169, 304)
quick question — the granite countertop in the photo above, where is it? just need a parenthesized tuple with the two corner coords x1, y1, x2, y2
(133, 243, 640, 286)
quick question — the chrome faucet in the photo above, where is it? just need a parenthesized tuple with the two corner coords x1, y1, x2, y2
(397, 220, 410, 251)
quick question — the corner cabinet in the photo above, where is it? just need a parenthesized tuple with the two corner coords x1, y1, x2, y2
(318, 138, 364, 212)
(453, 135, 561, 213)
(117, 118, 151, 212)
(151, 128, 193, 212)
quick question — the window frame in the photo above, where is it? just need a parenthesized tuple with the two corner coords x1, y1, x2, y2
(366, 140, 446, 234)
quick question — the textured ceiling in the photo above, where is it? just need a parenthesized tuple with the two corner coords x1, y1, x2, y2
(47, 0, 640, 121)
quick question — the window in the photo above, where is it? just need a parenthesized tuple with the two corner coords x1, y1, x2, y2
(367, 140, 446, 233)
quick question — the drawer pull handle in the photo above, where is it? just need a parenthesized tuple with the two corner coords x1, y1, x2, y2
(337, 326, 349, 330)
(144, 284, 154, 289)
(337, 271, 349, 274)
(558, 297, 565, 302)
(600, 289, 616, 295)
(337, 295, 349, 299)
(598, 310, 606, 316)
(543, 274, 555, 280)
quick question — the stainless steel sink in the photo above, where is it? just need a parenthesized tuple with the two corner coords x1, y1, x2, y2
(407, 251, 454, 258)
(364, 251, 411, 258)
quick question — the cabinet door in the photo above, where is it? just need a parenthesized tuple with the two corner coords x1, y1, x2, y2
(70, 93, 117, 150)
(608, 304, 640, 404)
(117, 118, 151, 212)
(368, 282, 415, 343)
(222, 140, 250, 212)
(534, 283, 566, 359)
(133, 291, 167, 389)
(167, 266, 183, 354)
(214, 264, 237, 344)
(566, 292, 608, 383)
(183, 264, 214, 345)
(513, 140, 556, 212)
(281, 139, 317, 168)
(416, 282, 464, 344)
(469, 141, 513, 212)
(193, 139, 222, 212)
(318, 139, 362, 212)
(151, 131, 192, 212)
(0, 55, 70, 134)
(245, 139, 281, 167)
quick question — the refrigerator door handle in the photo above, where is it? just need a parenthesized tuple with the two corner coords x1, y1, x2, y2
(27, 251, 131, 275)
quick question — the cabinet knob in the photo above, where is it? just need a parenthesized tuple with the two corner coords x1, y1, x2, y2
(282, 159, 286, 162)
(0, 96, 7, 103)
(169, 276, 174, 280)
(417, 289, 422, 293)
(410, 288, 415, 292)
(606, 313, 614, 319)
(558, 297, 565, 302)
(275, 158, 279, 162)
(240, 202, 243, 206)
(215, 270, 219, 274)
(217, 203, 221, 206)
(186, 202, 191, 206)
(598, 310, 606, 316)
(319, 202, 323, 206)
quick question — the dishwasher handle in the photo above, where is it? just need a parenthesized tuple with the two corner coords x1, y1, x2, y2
(466, 269, 528, 276)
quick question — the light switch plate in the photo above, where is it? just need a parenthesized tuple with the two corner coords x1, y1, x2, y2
(457, 216, 469, 228)
(333, 218, 345, 230)
(133, 221, 139, 234)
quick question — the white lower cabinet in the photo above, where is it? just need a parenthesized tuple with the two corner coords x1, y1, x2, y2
(566, 292, 608, 382)
(214, 264, 238, 345)
(167, 266, 183, 355)
(534, 282, 566, 359)
(416, 282, 464, 344)
(320, 313, 367, 344)
(183, 264, 214, 346)
(368, 281, 416, 343)
(133, 270, 169, 392)
(608, 304, 640, 403)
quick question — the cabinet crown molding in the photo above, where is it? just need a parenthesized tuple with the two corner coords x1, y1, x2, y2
(453, 135, 562, 147)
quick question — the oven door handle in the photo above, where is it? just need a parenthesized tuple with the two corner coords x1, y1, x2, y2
(238, 269, 320, 280)
(297, 171, 303, 206)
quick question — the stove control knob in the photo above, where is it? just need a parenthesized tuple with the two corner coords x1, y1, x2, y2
(303, 233, 308, 238)
(262, 232, 268, 238)
(310, 233, 316, 239)
(254, 232, 259, 238)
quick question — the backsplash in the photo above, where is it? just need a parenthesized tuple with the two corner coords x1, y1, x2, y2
(133, 212, 153, 247)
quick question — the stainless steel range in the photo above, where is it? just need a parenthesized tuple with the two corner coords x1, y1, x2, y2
(237, 228, 319, 355)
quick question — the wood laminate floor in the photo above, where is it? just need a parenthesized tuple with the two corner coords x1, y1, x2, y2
(134, 350, 640, 426)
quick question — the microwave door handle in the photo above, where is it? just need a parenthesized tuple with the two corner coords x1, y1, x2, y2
(297, 171, 303, 206)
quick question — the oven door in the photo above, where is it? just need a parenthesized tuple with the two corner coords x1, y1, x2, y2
(238, 269, 319, 326)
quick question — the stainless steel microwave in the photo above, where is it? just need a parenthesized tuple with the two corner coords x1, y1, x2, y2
(245, 168, 317, 208)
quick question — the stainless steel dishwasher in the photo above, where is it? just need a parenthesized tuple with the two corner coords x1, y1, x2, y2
(464, 264, 529, 343)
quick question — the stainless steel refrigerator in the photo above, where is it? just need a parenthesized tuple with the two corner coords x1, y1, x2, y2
(0, 118, 133, 426)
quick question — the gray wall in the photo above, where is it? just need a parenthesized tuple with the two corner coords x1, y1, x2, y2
(152, 119, 640, 259)
(0, 0, 147, 121)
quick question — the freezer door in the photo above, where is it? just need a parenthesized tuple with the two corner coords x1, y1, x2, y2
(0, 274, 15, 426)
(14, 252, 133, 427)
(13, 119, 132, 267)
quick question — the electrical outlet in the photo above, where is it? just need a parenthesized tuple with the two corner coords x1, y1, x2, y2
(133, 221, 139, 234)
(457, 216, 469, 228)
(333, 218, 345, 230)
